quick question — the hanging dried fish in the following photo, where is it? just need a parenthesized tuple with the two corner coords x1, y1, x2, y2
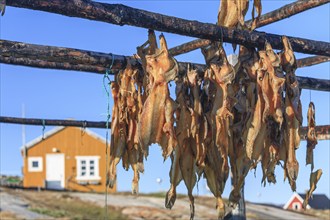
(166, 73, 197, 220)
(306, 102, 318, 171)
(251, 0, 262, 30)
(107, 28, 313, 219)
(303, 169, 323, 209)
(0, 0, 5, 16)
(107, 61, 145, 194)
(218, 0, 249, 28)
(280, 36, 302, 192)
(138, 33, 179, 160)
(217, 0, 262, 30)
(201, 42, 237, 219)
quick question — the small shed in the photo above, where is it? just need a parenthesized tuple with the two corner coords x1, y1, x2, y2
(21, 126, 116, 193)
(283, 192, 330, 211)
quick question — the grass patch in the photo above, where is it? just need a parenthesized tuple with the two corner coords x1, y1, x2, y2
(28, 197, 124, 220)
(143, 191, 167, 198)
(142, 191, 186, 199)
(246, 211, 260, 220)
(304, 209, 330, 220)
(29, 207, 66, 218)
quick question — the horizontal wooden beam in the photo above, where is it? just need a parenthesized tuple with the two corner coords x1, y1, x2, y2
(0, 39, 130, 74)
(245, 0, 330, 29)
(300, 125, 330, 141)
(169, 39, 211, 57)
(1, 116, 329, 140)
(296, 55, 330, 68)
(0, 116, 109, 128)
(1, 39, 329, 91)
(0, 55, 109, 74)
(6, 0, 330, 56)
(0, 39, 201, 75)
(296, 76, 330, 92)
(168, 0, 330, 56)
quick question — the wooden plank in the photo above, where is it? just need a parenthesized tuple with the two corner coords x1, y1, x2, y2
(245, 0, 330, 28)
(5, 0, 330, 56)
(300, 125, 330, 141)
(168, 0, 330, 56)
(296, 76, 330, 92)
(0, 56, 109, 74)
(0, 116, 109, 128)
(169, 39, 211, 57)
(0, 39, 129, 74)
(297, 56, 330, 68)
(0, 39, 194, 74)
(1, 39, 329, 91)
(1, 116, 329, 140)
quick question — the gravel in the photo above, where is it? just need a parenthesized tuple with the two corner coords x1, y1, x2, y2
(0, 188, 52, 219)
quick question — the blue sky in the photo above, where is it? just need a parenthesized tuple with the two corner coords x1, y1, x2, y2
(0, 1, 329, 205)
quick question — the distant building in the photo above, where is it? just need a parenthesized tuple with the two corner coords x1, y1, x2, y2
(283, 192, 330, 210)
(21, 126, 116, 193)
(0, 175, 22, 187)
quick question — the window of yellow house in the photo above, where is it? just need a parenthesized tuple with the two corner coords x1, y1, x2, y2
(28, 157, 43, 172)
(75, 156, 100, 181)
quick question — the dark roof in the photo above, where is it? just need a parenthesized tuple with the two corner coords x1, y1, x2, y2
(298, 194, 330, 209)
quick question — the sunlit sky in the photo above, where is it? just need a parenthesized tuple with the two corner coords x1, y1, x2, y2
(0, 1, 329, 205)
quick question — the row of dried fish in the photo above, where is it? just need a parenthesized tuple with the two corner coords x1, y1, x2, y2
(106, 30, 179, 196)
(105, 29, 321, 220)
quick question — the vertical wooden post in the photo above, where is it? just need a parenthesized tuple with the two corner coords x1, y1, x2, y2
(231, 182, 246, 220)
(227, 54, 246, 220)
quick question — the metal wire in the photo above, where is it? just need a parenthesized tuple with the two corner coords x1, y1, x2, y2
(103, 53, 115, 220)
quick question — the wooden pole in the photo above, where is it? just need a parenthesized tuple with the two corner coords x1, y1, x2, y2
(300, 125, 330, 141)
(169, 0, 330, 56)
(1, 116, 329, 140)
(1, 39, 329, 91)
(297, 76, 330, 92)
(0, 56, 109, 74)
(0, 116, 109, 128)
(296, 76, 330, 92)
(0, 38, 130, 73)
(0, 39, 204, 75)
(5, 0, 330, 56)
(229, 183, 246, 220)
(297, 56, 330, 68)
(245, 0, 330, 28)
(228, 56, 246, 220)
(169, 39, 211, 57)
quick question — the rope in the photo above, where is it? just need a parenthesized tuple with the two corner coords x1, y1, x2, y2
(81, 120, 87, 136)
(103, 53, 115, 220)
(103, 53, 115, 94)
(41, 119, 46, 139)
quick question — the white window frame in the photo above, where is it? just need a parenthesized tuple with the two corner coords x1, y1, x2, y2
(28, 157, 43, 172)
(75, 156, 101, 181)
(292, 202, 301, 210)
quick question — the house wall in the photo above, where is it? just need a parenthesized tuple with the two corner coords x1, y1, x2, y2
(22, 127, 116, 193)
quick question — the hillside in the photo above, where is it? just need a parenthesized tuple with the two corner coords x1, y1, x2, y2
(0, 187, 327, 220)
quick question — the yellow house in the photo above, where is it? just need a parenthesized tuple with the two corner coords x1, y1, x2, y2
(21, 126, 116, 193)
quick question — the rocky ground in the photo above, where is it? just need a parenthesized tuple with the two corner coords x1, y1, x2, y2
(0, 187, 325, 220)
(0, 188, 51, 219)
